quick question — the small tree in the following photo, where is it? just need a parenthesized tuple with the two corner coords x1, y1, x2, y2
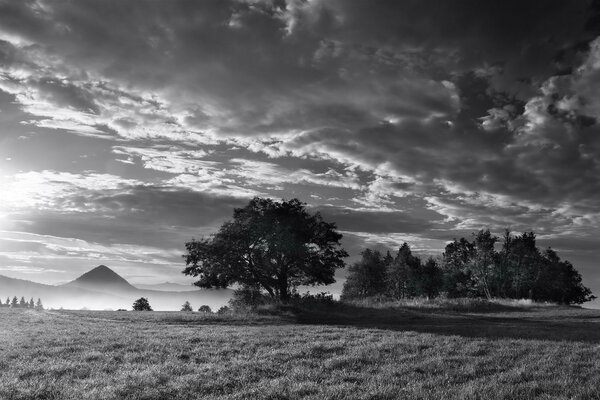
(341, 249, 388, 300)
(198, 305, 212, 313)
(19, 296, 26, 308)
(29, 298, 35, 309)
(5, 297, 9, 306)
(180, 301, 193, 312)
(132, 297, 152, 311)
(11, 296, 18, 308)
(35, 298, 44, 310)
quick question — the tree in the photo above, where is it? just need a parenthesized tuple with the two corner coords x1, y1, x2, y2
(198, 305, 212, 313)
(29, 298, 34, 309)
(35, 298, 44, 310)
(341, 249, 387, 300)
(11, 296, 18, 308)
(183, 197, 348, 301)
(132, 297, 152, 311)
(386, 243, 422, 299)
(19, 296, 26, 308)
(5, 297, 9, 306)
(180, 301, 193, 312)
(419, 258, 443, 298)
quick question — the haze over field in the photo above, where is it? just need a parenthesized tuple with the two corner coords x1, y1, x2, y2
(0, 265, 232, 311)
(0, 1, 599, 302)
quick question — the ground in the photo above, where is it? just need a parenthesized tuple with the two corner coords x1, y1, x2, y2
(1, 304, 600, 399)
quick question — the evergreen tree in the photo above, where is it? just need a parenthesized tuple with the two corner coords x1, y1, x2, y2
(180, 301, 193, 312)
(19, 297, 26, 308)
(35, 298, 44, 310)
(420, 258, 444, 298)
(386, 243, 421, 299)
(5, 297, 9, 306)
(11, 296, 18, 308)
(29, 298, 35, 309)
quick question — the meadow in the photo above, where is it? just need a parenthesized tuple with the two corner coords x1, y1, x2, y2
(1, 302, 600, 400)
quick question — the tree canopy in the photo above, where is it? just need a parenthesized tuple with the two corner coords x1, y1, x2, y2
(342, 230, 595, 305)
(132, 297, 152, 311)
(183, 197, 348, 301)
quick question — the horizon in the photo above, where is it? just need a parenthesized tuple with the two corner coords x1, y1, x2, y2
(0, 1, 599, 304)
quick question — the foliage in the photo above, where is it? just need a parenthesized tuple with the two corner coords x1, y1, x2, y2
(35, 298, 43, 310)
(183, 197, 348, 301)
(343, 230, 595, 305)
(216, 306, 231, 314)
(229, 285, 269, 310)
(197, 305, 212, 313)
(341, 249, 387, 300)
(180, 301, 193, 312)
(132, 297, 152, 311)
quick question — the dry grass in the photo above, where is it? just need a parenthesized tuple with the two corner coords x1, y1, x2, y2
(1, 303, 600, 399)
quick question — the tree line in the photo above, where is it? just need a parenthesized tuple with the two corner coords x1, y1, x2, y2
(342, 229, 595, 305)
(182, 197, 595, 306)
(0, 296, 44, 309)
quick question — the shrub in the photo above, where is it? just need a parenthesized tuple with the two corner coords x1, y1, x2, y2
(229, 285, 269, 310)
(198, 305, 212, 313)
(216, 306, 231, 315)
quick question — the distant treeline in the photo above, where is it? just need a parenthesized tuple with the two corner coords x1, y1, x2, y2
(0, 296, 44, 309)
(342, 230, 595, 305)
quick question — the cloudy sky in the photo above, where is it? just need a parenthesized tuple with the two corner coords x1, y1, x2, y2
(0, 1, 599, 297)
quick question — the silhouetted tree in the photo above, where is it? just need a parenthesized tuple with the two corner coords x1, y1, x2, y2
(19, 296, 26, 308)
(341, 249, 387, 300)
(419, 258, 444, 298)
(5, 297, 9, 306)
(183, 198, 348, 301)
(35, 298, 44, 310)
(198, 305, 212, 313)
(132, 297, 152, 311)
(11, 296, 18, 308)
(28, 298, 34, 309)
(180, 301, 193, 312)
(386, 243, 422, 299)
(442, 237, 477, 297)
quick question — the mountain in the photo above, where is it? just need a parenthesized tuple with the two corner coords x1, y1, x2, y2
(0, 265, 233, 311)
(63, 265, 136, 294)
(134, 282, 200, 292)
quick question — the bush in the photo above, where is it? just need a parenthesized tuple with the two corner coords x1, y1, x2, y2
(229, 285, 269, 310)
(216, 306, 231, 315)
(198, 305, 212, 313)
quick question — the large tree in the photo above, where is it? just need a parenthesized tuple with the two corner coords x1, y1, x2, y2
(183, 197, 348, 301)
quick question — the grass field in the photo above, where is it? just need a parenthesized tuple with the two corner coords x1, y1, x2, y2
(1, 303, 600, 399)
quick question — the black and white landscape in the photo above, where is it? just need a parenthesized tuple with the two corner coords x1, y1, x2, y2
(1, 1, 600, 399)
(0, 265, 231, 311)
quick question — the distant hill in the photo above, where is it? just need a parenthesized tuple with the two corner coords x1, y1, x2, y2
(0, 265, 233, 311)
(63, 265, 136, 294)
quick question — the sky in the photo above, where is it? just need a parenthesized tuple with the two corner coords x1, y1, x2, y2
(0, 1, 599, 298)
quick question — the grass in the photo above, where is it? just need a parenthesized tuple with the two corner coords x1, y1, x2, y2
(1, 302, 600, 399)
